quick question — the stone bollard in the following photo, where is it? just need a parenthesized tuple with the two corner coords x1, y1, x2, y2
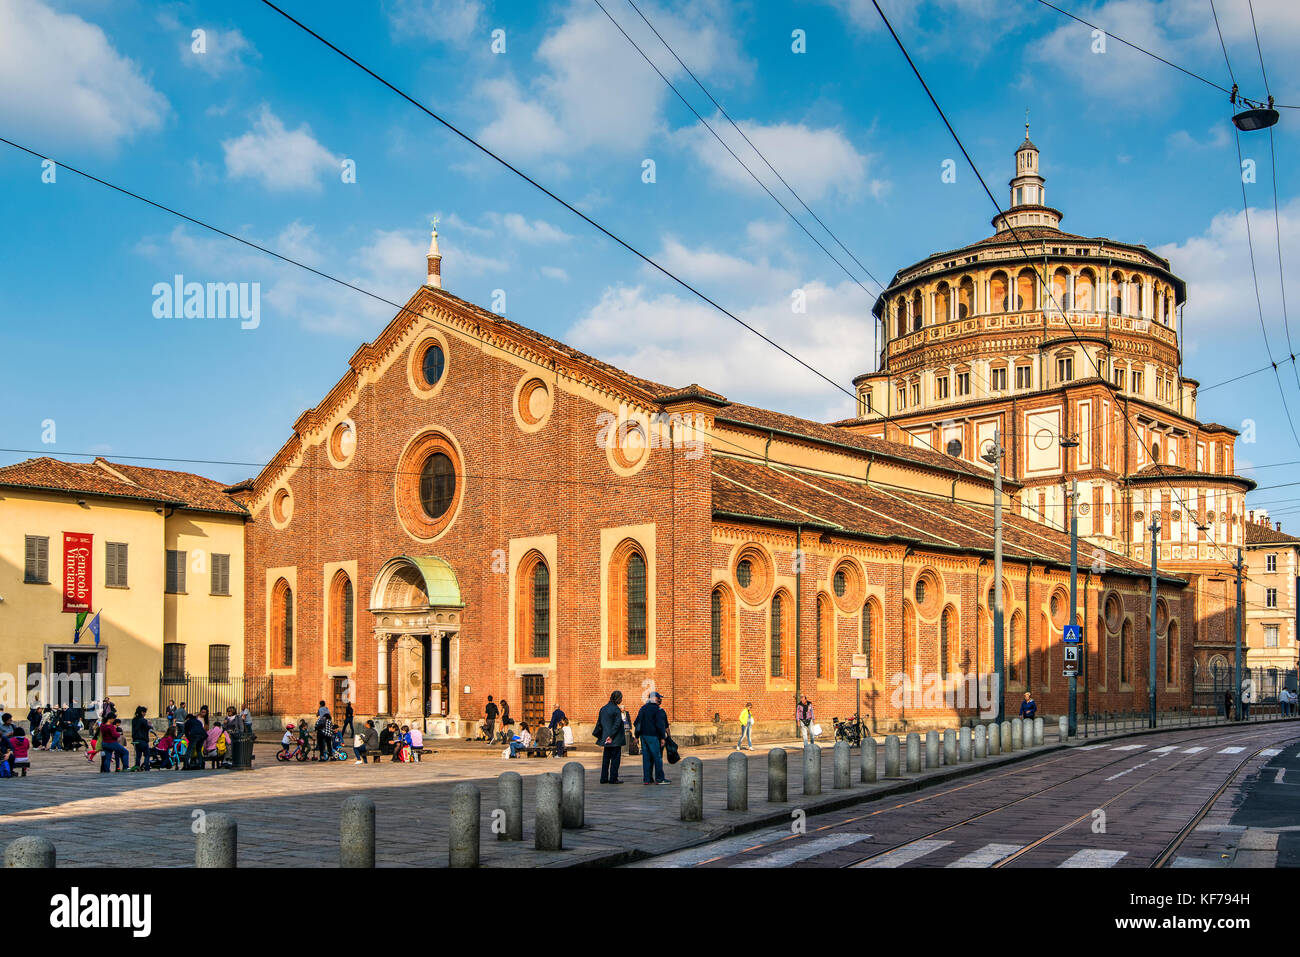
(681, 757, 704, 822)
(973, 724, 987, 759)
(768, 748, 787, 803)
(958, 726, 972, 762)
(1010, 718, 1023, 751)
(833, 740, 852, 789)
(944, 729, 958, 765)
(1058, 716, 1069, 742)
(4, 835, 54, 868)
(803, 745, 823, 796)
(498, 771, 523, 841)
(906, 732, 921, 773)
(727, 751, 748, 811)
(561, 762, 585, 829)
(1001, 720, 1013, 752)
(535, 773, 563, 851)
(340, 795, 375, 868)
(861, 736, 878, 783)
(988, 722, 1001, 755)
(449, 782, 481, 868)
(925, 730, 940, 768)
(196, 812, 236, 868)
(884, 735, 901, 776)
(1033, 717, 1044, 746)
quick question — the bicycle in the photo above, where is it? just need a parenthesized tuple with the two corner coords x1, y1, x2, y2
(275, 740, 310, 762)
(833, 716, 863, 746)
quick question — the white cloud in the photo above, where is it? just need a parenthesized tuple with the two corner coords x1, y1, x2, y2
(222, 105, 341, 191)
(680, 116, 881, 202)
(540, 266, 570, 281)
(385, 0, 483, 44)
(183, 27, 258, 76)
(0, 0, 168, 150)
(565, 237, 873, 419)
(500, 212, 573, 243)
(475, 2, 746, 159)
(1166, 124, 1231, 153)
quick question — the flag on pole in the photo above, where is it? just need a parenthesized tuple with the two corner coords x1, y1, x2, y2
(74, 611, 87, 643)
(87, 610, 101, 646)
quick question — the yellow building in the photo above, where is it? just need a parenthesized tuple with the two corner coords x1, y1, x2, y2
(1243, 512, 1299, 674)
(0, 457, 246, 718)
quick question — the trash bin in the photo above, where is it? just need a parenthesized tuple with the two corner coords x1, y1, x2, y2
(229, 731, 256, 771)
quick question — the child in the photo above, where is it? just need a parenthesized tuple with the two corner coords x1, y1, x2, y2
(559, 718, 574, 756)
(280, 724, 295, 759)
(408, 725, 424, 762)
(9, 727, 30, 777)
(397, 725, 412, 763)
(171, 733, 188, 770)
(153, 727, 174, 769)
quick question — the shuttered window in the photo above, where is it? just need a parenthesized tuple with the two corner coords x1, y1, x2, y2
(532, 562, 550, 658)
(163, 643, 186, 681)
(771, 595, 784, 677)
(106, 542, 129, 588)
(24, 535, 49, 583)
(626, 553, 647, 656)
(211, 553, 231, 595)
(165, 550, 186, 594)
(209, 644, 230, 683)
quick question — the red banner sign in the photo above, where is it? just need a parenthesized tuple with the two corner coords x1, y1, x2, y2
(62, 532, 93, 614)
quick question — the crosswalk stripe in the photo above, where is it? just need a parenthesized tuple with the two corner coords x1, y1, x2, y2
(733, 832, 867, 867)
(626, 824, 799, 867)
(1059, 849, 1127, 868)
(1150, 745, 1178, 753)
(1219, 746, 1246, 754)
(1170, 856, 1221, 868)
(1182, 746, 1207, 754)
(1260, 748, 1282, 757)
(852, 839, 952, 868)
(1112, 744, 1145, 751)
(1077, 744, 1109, 750)
(946, 842, 1023, 868)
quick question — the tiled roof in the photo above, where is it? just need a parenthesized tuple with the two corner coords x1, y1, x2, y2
(712, 455, 1174, 581)
(713, 402, 994, 481)
(1129, 462, 1256, 490)
(0, 457, 246, 516)
(1245, 523, 1300, 546)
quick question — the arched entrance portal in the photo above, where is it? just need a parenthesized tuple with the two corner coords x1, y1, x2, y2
(370, 555, 465, 738)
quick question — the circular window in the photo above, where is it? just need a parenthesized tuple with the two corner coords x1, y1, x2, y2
(946, 438, 962, 457)
(1033, 428, 1053, 450)
(737, 560, 753, 589)
(328, 419, 356, 467)
(613, 421, 647, 469)
(733, 544, 773, 606)
(395, 430, 464, 541)
(516, 377, 553, 430)
(273, 488, 291, 523)
(1105, 594, 1122, 632)
(830, 559, 863, 612)
(422, 344, 445, 388)
(1134, 510, 1145, 522)
(833, 570, 847, 597)
(419, 452, 455, 519)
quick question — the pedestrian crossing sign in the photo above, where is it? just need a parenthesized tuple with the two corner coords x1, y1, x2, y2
(1063, 624, 1082, 644)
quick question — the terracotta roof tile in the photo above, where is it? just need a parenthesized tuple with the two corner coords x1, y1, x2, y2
(0, 457, 245, 516)
(1245, 523, 1300, 546)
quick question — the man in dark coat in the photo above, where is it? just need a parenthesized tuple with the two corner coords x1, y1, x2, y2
(593, 691, 625, 784)
(634, 692, 670, 785)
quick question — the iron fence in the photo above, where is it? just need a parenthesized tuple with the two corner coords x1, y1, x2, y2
(1192, 662, 1297, 713)
(158, 674, 273, 722)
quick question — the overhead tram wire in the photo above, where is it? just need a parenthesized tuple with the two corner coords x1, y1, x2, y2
(589, 0, 878, 300)
(1030, 0, 1298, 110)
(869, 0, 1255, 569)
(617, 0, 887, 293)
(254, 0, 997, 460)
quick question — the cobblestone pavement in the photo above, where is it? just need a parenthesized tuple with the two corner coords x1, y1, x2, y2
(1, 716, 1290, 868)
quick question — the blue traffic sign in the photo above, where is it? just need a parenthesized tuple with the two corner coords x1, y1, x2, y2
(1063, 624, 1082, 644)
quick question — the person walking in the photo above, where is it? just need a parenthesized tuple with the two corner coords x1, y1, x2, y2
(341, 700, 354, 738)
(316, 712, 335, 760)
(548, 704, 567, 733)
(634, 691, 670, 785)
(130, 706, 152, 771)
(1241, 677, 1254, 720)
(99, 718, 128, 773)
(737, 702, 755, 750)
(175, 702, 188, 729)
(240, 703, 253, 736)
(165, 700, 176, 725)
(593, 691, 626, 784)
(25, 704, 42, 736)
(1223, 689, 1234, 720)
(483, 696, 499, 743)
(1019, 692, 1037, 721)
(796, 695, 815, 745)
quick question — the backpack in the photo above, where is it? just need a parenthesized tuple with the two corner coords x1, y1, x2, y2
(215, 734, 227, 756)
(0, 761, 10, 778)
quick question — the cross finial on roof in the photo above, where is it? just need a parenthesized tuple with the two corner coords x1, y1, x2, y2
(1025, 107, 1030, 140)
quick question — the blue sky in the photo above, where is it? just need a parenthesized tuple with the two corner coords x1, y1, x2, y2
(1, 0, 1298, 513)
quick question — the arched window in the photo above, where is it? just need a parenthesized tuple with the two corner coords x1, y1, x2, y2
(609, 540, 649, 658)
(895, 297, 907, 338)
(1052, 267, 1070, 310)
(1120, 620, 1132, 685)
(517, 552, 551, 660)
(1166, 620, 1179, 687)
(935, 282, 951, 324)
(329, 570, 354, 665)
(1008, 611, 1023, 683)
(1132, 274, 1144, 315)
(1110, 270, 1124, 314)
(770, 593, 786, 677)
(940, 606, 955, 677)
(911, 290, 923, 331)
(532, 561, 550, 658)
(1016, 268, 1036, 311)
(1076, 269, 1095, 311)
(958, 277, 974, 318)
(711, 585, 734, 680)
(815, 594, 828, 679)
(272, 578, 293, 669)
(990, 272, 1009, 312)
(862, 599, 878, 677)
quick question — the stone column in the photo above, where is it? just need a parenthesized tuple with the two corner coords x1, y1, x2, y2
(375, 633, 389, 715)
(429, 630, 444, 720)
(447, 630, 462, 728)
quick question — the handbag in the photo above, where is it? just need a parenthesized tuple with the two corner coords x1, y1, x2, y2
(665, 735, 680, 765)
